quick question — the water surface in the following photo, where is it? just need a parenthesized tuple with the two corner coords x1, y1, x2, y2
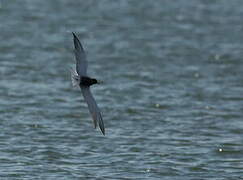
(0, 0, 243, 179)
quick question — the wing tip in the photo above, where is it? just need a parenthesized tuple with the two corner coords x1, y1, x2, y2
(99, 116, 105, 136)
(72, 32, 84, 52)
(100, 125, 105, 136)
(92, 113, 105, 135)
(72, 32, 78, 43)
(72, 32, 76, 38)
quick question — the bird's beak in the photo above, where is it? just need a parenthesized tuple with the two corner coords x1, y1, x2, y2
(97, 80, 104, 84)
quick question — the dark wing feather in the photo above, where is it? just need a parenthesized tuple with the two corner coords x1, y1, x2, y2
(72, 32, 88, 76)
(81, 86, 105, 135)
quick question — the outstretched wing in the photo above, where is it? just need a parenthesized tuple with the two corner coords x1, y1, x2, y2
(81, 86, 105, 135)
(72, 32, 88, 76)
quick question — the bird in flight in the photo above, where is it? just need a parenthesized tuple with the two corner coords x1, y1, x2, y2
(71, 32, 105, 135)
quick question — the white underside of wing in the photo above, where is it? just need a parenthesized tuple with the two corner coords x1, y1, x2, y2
(73, 33, 88, 76)
(81, 86, 105, 135)
(75, 50, 88, 76)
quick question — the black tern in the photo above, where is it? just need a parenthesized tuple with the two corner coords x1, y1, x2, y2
(71, 32, 105, 135)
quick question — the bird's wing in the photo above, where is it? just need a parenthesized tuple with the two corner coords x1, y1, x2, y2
(81, 86, 105, 135)
(72, 32, 88, 76)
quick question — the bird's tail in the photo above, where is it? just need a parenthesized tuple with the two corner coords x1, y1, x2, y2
(70, 68, 80, 87)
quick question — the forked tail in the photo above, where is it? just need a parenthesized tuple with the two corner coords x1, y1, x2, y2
(70, 68, 80, 87)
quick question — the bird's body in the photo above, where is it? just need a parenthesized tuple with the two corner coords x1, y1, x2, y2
(80, 76, 98, 87)
(71, 32, 105, 135)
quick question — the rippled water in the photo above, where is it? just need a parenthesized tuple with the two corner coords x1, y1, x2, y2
(1, 0, 243, 179)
